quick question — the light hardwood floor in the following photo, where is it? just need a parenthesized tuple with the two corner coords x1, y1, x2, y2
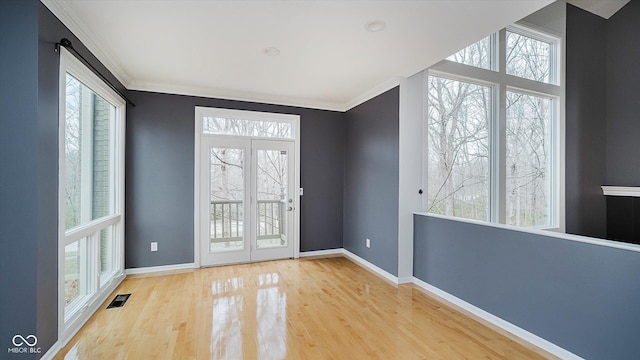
(55, 257, 553, 359)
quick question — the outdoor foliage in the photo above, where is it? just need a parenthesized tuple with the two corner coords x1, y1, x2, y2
(428, 29, 554, 226)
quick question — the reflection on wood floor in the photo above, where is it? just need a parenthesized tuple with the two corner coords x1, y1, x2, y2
(55, 257, 553, 359)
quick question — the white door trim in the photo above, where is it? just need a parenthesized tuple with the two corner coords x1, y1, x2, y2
(194, 107, 300, 267)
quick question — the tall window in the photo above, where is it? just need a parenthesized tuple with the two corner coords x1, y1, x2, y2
(426, 24, 562, 229)
(427, 76, 490, 221)
(506, 91, 552, 227)
(59, 48, 125, 339)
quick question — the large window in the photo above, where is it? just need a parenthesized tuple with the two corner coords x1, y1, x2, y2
(59, 48, 125, 340)
(426, 24, 562, 229)
(506, 91, 552, 227)
(427, 76, 490, 221)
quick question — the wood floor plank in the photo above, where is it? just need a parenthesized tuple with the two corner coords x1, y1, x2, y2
(54, 257, 553, 359)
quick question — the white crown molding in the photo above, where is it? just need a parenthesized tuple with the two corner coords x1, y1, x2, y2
(40, 0, 132, 88)
(41, 0, 401, 113)
(601, 186, 640, 198)
(129, 79, 347, 112)
(344, 77, 401, 111)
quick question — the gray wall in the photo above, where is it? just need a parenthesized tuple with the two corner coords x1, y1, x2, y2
(126, 91, 345, 268)
(0, 1, 41, 357)
(343, 88, 400, 276)
(565, 4, 607, 238)
(35, 3, 67, 355)
(0, 2, 129, 357)
(414, 214, 640, 359)
(564, 0, 640, 236)
(606, 0, 640, 185)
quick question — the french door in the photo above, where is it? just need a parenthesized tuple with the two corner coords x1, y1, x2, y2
(199, 137, 295, 266)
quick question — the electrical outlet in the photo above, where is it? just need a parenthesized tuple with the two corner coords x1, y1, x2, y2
(366, 238, 371, 248)
(151, 242, 158, 252)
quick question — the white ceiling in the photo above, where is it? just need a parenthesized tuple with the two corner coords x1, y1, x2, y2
(44, 0, 559, 111)
(567, 0, 630, 19)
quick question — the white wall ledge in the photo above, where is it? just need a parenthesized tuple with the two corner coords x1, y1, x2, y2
(415, 212, 640, 254)
(601, 186, 640, 197)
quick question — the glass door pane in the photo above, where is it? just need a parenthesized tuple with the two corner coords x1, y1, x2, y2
(200, 137, 251, 267)
(251, 140, 295, 262)
(255, 148, 289, 248)
(209, 147, 245, 252)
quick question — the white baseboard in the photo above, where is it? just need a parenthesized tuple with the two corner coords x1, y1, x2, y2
(40, 340, 61, 360)
(299, 249, 344, 258)
(342, 249, 399, 285)
(411, 277, 583, 360)
(125, 263, 195, 275)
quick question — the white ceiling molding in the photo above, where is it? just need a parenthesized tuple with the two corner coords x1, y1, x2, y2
(40, 0, 133, 88)
(567, 0, 630, 19)
(128, 79, 346, 112)
(343, 77, 401, 112)
(41, 0, 557, 112)
(129, 77, 403, 112)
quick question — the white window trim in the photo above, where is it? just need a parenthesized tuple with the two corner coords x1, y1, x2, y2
(57, 47, 126, 345)
(424, 23, 565, 231)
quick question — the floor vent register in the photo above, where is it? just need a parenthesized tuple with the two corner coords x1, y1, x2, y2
(106, 294, 131, 309)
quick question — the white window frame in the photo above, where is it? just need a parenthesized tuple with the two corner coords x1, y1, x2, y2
(425, 23, 564, 231)
(58, 47, 126, 345)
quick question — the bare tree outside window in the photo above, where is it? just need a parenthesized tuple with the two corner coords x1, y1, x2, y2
(506, 31, 551, 83)
(204, 117, 293, 139)
(209, 147, 245, 250)
(65, 75, 82, 230)
(256, 149, 289, 247)
(506, 92, 551, 227)
(426, 24, 559, 228)
(447, 35, 492, 70)
(427, 76, 490, 221)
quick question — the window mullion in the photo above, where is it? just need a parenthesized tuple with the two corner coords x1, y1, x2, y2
(495, 29, 507, 224)
(496, 85, 507, 224)
(498, 29, 506, 76)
